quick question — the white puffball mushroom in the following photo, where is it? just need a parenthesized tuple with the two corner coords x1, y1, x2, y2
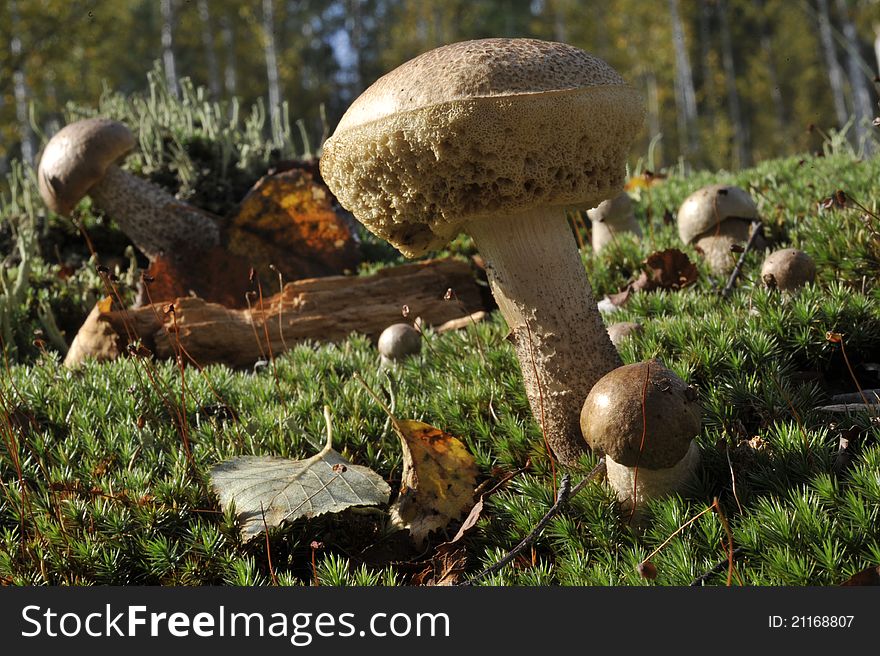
(378, 323, 421, 364)
(587, 192, 640, 252)
(580, 360, 701, 514)
(761, 248, 816, 291)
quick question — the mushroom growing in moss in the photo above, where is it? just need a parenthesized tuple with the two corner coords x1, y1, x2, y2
(677, 184, 763, 275)
(320, 38, 644, 465)
(378, 323, 422, 365)
(580, 360, 701, 512)
(587, 192, 640, 252)
(761, 248, 816, 291)
(38, 118, 220, 262)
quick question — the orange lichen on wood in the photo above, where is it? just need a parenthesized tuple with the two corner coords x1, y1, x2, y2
(226, 167, 361, 285)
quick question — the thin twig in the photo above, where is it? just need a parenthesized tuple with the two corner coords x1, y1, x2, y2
(461, 458, 606, 586)
(721, 220, 763, 298)
(689, 547, 744, 587)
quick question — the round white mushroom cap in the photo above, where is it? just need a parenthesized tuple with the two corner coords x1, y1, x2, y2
(761, 248, 816, 291)
(378, 323, 422, 361)
(677, 184, 758, 245)
(320, 38, 644, 257)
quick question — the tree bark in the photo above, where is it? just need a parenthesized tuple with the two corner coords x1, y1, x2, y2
(816, 0, 849, 129)
(197, 0, 221, 99)
(669, 0, 700, 164)
(160, 0, 179, 98)
(64, 258, 487, 369)
(262, 0, 283, 147)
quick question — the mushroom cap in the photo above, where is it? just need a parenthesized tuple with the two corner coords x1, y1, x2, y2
(677, 184, 758, 245)
(587, 192, 634, 227)
(580, 360, 701, 469)
(761, 248, 816, 291)
(38, 118, 135, 215)
(606, 321, 643, 348)
(377, 323, 422, 361)
(320, 38, 644, 257)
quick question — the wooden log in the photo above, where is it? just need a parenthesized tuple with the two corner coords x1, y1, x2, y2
(65, 258, 487, 368)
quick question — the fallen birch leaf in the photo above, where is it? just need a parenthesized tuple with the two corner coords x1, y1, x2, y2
(211, 407, 391, 541)
(389, 420, 478, 547)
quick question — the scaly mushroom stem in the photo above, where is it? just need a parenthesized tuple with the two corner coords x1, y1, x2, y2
(89, 165, 220, 261)
(467, 206, 622, 465)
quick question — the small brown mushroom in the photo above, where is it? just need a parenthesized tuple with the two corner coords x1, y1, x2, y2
(320, 38, 644, 465)
(378, 322, 422, 365)
(587, 192, 640, 252)
(580, 360, 701, 511)
(677, 184, 762, 275)
(761, 248, 816, 291)
(605, 321, 643, 349)
(38, 118, 220, 261)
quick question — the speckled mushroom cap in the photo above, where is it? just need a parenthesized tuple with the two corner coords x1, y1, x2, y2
(677, 184, 758, 245)
(38, 118, 136, 215)
(320, 38, 644, 257)
(580, 360, 701, 469)
(761, 248, 816, 291)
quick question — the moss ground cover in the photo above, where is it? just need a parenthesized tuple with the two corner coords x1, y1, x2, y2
(1, 81, 879, 586)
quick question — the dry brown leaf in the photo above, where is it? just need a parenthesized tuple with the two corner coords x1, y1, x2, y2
(635, 248, 699, 291)
(389, 420, 478, 547)
(840, 565, 880, 586)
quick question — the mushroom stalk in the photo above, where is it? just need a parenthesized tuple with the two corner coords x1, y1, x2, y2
(467, 206, 622, 465)
(606, 440, 700, 510)
(89, 165, 220, 261)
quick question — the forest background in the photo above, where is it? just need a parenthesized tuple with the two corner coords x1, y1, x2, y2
(3, 0, 880, 180)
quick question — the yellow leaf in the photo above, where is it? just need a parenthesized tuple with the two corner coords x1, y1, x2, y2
(390, 420, 478, 547)
(96, 296, 114, 314)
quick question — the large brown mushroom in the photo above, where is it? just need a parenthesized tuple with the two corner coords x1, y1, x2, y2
(38, 118, 220, 261)
(677, 184, 762, 275)
(587, 192, 640, 252)
(580, 360, 701, 511)
(320, 38, 644, 464)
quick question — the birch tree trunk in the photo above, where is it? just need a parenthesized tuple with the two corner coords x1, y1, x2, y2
(816, 0, 849, 129)
(197, 0, 221, 99)
(9, 0, 35, 166)
(698, 0, 716, 119)
(160, 0, 179, 98)
(758, 0, 787, 132)
(669, 0, 700, 164)
(718, 0, 749, 168)
(221, 13, 238, 97)
(645, 70, 662, 164)
(262, 0, 283, 147)
(835, 0, 875, 155)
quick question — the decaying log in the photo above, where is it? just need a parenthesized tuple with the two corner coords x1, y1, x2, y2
(65, 258, 487, 368)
